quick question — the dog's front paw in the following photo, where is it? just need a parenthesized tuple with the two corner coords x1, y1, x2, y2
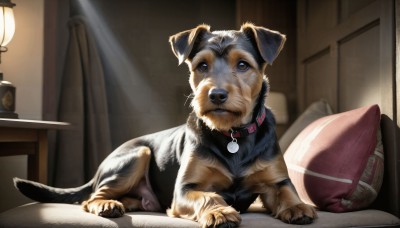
(82, 199, 125, 218)
(278, 203, 316, 225)
(198, 206, 241, 228)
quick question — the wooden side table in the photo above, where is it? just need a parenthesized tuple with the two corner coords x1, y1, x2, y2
(0, 118, 69, 184)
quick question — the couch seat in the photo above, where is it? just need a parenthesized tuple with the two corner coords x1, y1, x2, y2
(0, 203, 399, 227)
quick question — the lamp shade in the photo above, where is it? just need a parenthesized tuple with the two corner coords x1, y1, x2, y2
(0, 0, 15, 47)
(266, 92, 289, 124)
(0, 0, 16, 118)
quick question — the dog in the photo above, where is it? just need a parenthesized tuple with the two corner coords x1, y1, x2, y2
(14, 23, 316, 227)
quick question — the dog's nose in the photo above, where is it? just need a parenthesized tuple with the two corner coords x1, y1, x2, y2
(208, 88, 228, 105)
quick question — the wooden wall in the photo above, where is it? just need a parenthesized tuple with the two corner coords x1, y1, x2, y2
(297, 0, 393, 114)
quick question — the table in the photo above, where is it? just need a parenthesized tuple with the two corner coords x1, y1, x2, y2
(0, 118, 70, 184)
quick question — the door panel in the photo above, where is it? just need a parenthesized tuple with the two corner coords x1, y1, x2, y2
(339, 22, 380, 111)
(304, 48, 337, 110)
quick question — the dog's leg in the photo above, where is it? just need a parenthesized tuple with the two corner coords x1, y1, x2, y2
(167, 155, 241, 228)
(121, 178, 161, 212)
(251, 155, 316, 224)
(82, 146, 151, 218)
(244, 154, 316, 224)
(260, 181, 316, 224)
(170, 191, 240, 228)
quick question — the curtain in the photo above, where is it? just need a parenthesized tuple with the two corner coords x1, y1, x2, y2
(53, 17, 111, 187)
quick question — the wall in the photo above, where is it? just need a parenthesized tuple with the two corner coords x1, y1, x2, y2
(9, 0, 44, 119)
(0, 0, 44, 212)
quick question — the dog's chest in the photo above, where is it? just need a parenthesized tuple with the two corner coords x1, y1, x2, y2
(198, 134, 266, 211)
(218, 176, 259, 212)
(200, 131, 262, 175)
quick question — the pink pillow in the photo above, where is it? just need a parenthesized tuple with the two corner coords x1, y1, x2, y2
(284, 105, 384, 212)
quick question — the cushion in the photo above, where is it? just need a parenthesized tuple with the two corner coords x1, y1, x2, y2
(279, 100, 333, 153)
(284, 105, 383, 212)
(0, 203, 399, 227)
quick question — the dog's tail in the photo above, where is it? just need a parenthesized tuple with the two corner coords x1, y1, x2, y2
(13, 177, 93, 204)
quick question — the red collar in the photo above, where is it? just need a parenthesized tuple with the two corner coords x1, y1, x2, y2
(223, 107, 266, 138)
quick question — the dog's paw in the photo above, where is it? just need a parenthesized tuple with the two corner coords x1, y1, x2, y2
(82, 199, 125, 218)
(278, 203, 317, 225)
(198, 206, 241, 228)
(215, 221, 239, 228)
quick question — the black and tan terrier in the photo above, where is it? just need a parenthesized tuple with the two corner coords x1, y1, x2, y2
(14, 23, 316, 227)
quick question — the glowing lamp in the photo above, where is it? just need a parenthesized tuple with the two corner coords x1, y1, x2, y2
(267, 92, 289, 124)
(0, 0, 15, 49)
(0, 0, 17, 118)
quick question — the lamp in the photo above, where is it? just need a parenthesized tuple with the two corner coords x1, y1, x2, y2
(0, 0, 16, 118)
(266, 92, 289, 124)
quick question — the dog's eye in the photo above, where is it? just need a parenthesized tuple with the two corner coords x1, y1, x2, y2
(237, 61, 250, 72)
(197, 62, 209, 73)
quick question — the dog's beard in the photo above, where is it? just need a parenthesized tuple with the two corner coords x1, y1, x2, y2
(199, 109, 244, 131)
(192, 88, 253, 132)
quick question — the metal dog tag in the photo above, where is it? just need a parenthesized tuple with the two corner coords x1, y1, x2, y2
(227, 141, 239, 153)
(227, 130, 239, 153)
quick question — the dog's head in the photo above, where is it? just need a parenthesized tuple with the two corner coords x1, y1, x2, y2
(169, 23, 286, 131)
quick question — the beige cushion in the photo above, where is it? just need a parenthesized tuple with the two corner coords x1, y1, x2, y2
(279, 100, 333, 153)
(0, 203, 399, 227)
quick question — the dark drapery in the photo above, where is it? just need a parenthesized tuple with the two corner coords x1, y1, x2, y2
(54, 17, 111, 187)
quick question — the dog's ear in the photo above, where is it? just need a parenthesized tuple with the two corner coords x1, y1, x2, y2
(240, 23, 286, 65)
(169, 24, 210, 65)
